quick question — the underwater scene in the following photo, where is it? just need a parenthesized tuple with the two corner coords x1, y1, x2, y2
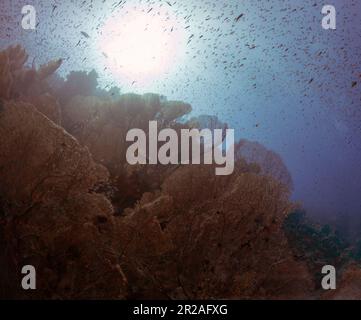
(0, 0, 361, 300)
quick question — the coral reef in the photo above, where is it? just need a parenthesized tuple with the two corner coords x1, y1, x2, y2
(322, 264, 361, 300)
(235, 139, 294, 191)
(117, 164, 313, 299)
(0, 45, 62, 124)
(1, 45, 359, 299)
(0, 101, 127, 299)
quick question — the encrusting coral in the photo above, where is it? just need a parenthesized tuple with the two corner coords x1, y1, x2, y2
(0, 45, 359, 299)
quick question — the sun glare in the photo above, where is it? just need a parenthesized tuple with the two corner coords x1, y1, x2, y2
(98, 4, 185, 86)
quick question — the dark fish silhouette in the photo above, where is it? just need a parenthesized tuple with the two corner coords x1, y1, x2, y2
(235, 13, 244, 22)
(81, 31, 90, 38)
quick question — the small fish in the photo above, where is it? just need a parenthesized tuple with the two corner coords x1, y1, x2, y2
(235, 13, 244, 22)
(81, 31, 90, 38)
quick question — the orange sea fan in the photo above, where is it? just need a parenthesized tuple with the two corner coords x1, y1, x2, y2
(0, 45, 28, 99)
(0, 45, 62, 100)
